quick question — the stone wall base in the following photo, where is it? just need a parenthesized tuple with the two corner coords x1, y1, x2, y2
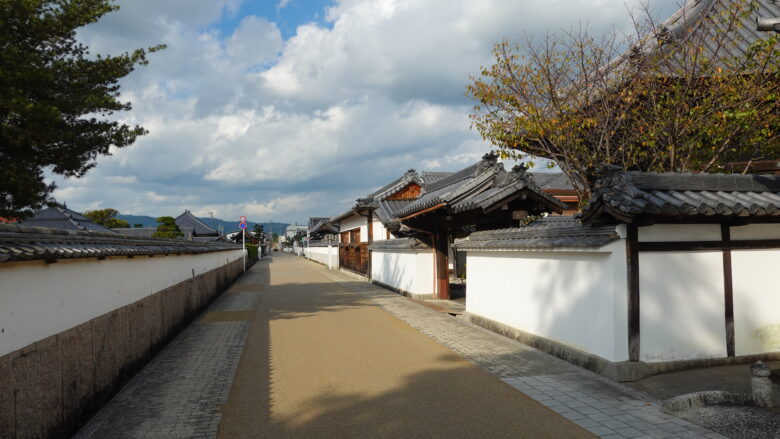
(371, 280, 434, 300)
(0, 258, 244, 439)
(463, 312, 780, 383)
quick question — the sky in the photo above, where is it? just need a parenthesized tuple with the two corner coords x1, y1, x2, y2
(51, 0, 682, 224)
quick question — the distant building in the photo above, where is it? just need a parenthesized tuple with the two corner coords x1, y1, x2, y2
(285, 223, 307, 239)
(307, 217, 339, 242)
(175, 210, 219, 239)
(18, 205, 116, 234)
(112, 210, 220, 241)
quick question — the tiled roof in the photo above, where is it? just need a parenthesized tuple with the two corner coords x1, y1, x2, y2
(175, 211, 218, 236)
(18, 206, 117, 234)
(375, 199, 416, 226)
(369, 237, 431, 250)
(580, 167, 780, 224)
(421, 171, 453, 186)
(348, 169, 441, 226)
(111, 227, 156, 238)
(0, 224, 240, 263)
(454, 217, 620, 250)
(613, 0, 780, 74)
(356, 169, 424, 208)
(659, 0, 779, 67)
(530, 172, 576, 191)
(308, 217, 339, 235)
(308, 217, 330, 230)
(396, 154, 567, 219)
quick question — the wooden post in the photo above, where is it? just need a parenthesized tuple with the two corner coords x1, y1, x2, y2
(367, 210, 373, 279)
(626, 224, 640, 362)
(722, 224, 735, 357)
(434, 229, 450, 300)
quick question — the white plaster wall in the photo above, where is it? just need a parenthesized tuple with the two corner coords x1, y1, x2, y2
(731, 223, 780, 240)
(372, 219, 387, 241)
(639, 251, 726, 361)
(732, 249, 780, 356)
(372, 249, 434, 296)
(638, 224, 722, 242)
(0, 250, 244, 357)
(305, 246, 339, 270)
(340, 214, 367, 242)
(465, 241, 629, 362)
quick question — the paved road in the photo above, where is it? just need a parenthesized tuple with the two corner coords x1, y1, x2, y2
(217, 253, 592, 438)
(77, 253, 725, 438)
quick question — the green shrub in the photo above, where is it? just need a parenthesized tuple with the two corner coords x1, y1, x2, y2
(245, 244, 258, 260)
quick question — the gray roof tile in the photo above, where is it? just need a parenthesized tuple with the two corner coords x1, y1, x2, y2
(19, 206, 117, 234)
(396, 155, 567, 218)
(581, 167, 780, 223)
(454, 217, 620, 250)
(0, 224, 240, 263)
(529, 172, 576, 191)
(174, 211, 218, 236)
(369, 237, 431, 250)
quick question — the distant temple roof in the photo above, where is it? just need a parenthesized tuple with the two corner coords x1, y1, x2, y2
(18, 205, 116, 234)
(175, 210, 218, 237)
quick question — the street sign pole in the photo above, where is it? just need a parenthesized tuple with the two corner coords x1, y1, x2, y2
(239, 216, 248, 273)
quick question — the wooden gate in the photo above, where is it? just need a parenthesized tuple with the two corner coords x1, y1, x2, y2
(339, 243, 369, 275)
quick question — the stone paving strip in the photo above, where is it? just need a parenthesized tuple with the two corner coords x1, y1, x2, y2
(316, 264, 729, 439)
(74, 266, 266, 439)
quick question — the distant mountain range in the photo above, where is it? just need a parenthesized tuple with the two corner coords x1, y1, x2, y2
(116, 214, 289, 235)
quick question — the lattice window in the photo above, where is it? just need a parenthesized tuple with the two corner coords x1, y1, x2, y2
(387, 183, 421, 200)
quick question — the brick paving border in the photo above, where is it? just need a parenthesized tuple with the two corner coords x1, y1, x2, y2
(74, 266, 265, 439)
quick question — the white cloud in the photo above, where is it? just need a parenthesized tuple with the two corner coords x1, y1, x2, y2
(54, 0, 684, 223)
(276, 0, 293, 11)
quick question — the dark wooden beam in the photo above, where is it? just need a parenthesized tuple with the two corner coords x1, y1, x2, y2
(722, 224, 735, 357)
(398, 203, 445, 221)
(626, 224, 640, 362)
(638, 239, 780, 252)
(433, 229, 450, 300)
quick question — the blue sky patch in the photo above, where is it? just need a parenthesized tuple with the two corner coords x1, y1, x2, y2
(216, 0, 335, 40)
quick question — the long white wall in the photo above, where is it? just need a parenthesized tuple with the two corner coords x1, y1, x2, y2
(372, 249, 434, 297)
(637, 223, 780, 361)
(463, 222, 780, 366)
(465, 241, 629, 362)
(305, 245, 339, 270)
(0, 250, 244, 357)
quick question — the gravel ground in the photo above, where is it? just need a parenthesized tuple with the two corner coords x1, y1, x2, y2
(679, 405, 780, 439)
